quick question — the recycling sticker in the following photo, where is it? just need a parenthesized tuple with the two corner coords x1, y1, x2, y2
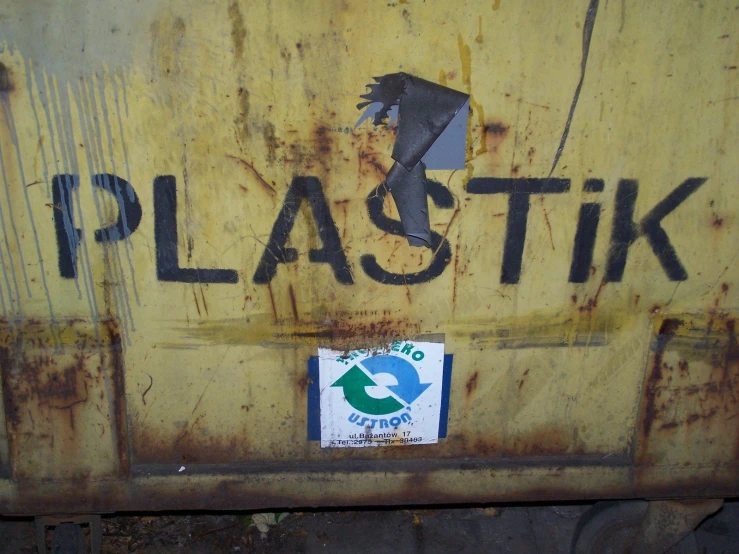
(315, 341, 448, 448)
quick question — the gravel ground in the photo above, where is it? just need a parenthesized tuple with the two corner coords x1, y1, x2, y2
(0, 500, 737, 553)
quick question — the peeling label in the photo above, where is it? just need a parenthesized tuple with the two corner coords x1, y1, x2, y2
(356, 73, 470, 247)
(311, 342, 451, 448)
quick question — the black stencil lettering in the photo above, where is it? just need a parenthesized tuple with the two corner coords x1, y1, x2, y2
(583, 178, 604, 192)
(92, 173, 142, 242)
(467, 177, 570, 284)
(569, 203, 601, 283)
(253, 177, 353, 284)
(605, 178, 707, 282)
(360, 179, 454, 285)
(154, 175, 238, 283)
(52, 174, 81, 279)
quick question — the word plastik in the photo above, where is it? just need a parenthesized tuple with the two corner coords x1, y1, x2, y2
(51, 172, 706, 287)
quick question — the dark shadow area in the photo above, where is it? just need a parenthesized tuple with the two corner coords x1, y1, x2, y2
(0, 499, 736, 553)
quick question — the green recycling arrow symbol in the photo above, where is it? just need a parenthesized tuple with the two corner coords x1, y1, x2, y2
(331, 365, 404, 415)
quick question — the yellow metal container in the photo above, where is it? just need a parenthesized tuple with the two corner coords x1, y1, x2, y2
(0, 0, 736, 515)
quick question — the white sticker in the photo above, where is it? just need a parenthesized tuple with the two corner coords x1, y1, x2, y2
(319, 341, 445, 448)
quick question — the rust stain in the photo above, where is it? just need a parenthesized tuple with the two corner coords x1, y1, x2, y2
(578, 280, 606, 313)
(642, 318, 683, 437)
(296, 373, 312, 393)
(540, 197, 555, 250)
(312, 125, 333, 156)
(134, 427, 241, 465)
(465, 371, 479, 396)
(637, 313, 739, 466)
(2, 467, 736, 516)
(460, 426, 586, 458)
(0, 317, 129, 479)
(234, 87, 250, 145)
(517, 368, 530, 390)
(225, 154, 277, 196)
(263, 121, 279, 165)
(288, 284, 299, 322)
(275, 318, 421, 351)
(266, 282, 278, 321)
(452, 240, 461, 309)
(228, 1, 247, 61)
(192, 289, 202, 317)
(104, 317, 130, 477)
(200, 286, 209, 316)
(678, 359, 689, 376)
(334, 199, 350, 241)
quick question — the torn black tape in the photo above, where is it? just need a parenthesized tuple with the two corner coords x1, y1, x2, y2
(357, 73, 469, 248)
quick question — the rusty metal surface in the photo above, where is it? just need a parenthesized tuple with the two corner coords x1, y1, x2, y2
(0, 318, 128, 481)
(0, 0, 736, 515)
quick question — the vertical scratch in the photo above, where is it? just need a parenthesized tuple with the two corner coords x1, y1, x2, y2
(192, 288, 201, 317)
(198, 282, 209, 315)
(266, 282, 278, 321)
(288, 283, 298, 321)
(182, 145, 195, 263)
(548, 0, 600, 177)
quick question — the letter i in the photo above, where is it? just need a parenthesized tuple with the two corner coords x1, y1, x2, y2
(569, 179, 603, 283)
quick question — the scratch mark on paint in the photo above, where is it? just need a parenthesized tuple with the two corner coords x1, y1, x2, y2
(142, 373, 153, 405)
(192, 289, 201, 317)
(226, 154, 277, 196)
(266, 282, 278, 321)
(199, 282, 209, 316)
(288, 284, 299, 321)
(548, 0, 600, 177)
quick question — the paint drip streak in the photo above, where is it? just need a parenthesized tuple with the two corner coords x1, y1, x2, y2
(0, 149, 24, 316)
(0, 94, 58, 341)
(24, 60, 51, 199)
(57, 82, 102, 342)
(97, 72, 140, 306)
(33, 68, 84, 300)
(75, 80, 125, 340)
(84, 75, 135, 337)
(52, 76, 101, 340)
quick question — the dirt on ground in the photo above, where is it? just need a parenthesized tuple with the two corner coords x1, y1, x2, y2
(0, 501, 737, 553)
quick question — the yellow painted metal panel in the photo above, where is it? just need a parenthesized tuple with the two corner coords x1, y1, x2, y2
(0, 0, 735, 513)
